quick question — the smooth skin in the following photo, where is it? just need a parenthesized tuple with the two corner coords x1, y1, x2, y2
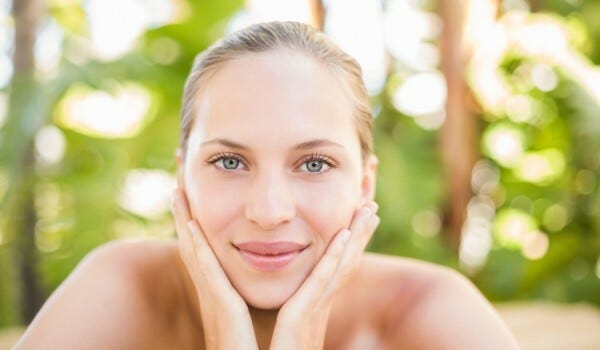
(174, 188, 380, 350)
(16, 49, 520, 349)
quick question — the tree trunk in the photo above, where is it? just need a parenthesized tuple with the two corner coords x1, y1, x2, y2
(308, 0, 325, 31)
(529, 0, 542, 12)
(9, 0, 44, 324)
(438, 0, 481, 250)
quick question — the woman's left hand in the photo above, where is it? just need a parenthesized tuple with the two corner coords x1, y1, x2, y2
(269, 202, 380, 350)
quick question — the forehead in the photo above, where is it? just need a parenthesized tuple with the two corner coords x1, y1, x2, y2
(191, 49, 356, 145)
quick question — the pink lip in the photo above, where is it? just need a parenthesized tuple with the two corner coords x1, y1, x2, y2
(235, 241, 307, 272)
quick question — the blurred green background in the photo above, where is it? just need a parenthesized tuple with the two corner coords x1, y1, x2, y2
(0, 0, 599, 330)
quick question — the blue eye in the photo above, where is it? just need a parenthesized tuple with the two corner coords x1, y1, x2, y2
(299, 155, 335, 173)
(221, 157, 240, 169)
(305, 160, 325, 172)
(208, 153, 246, 171)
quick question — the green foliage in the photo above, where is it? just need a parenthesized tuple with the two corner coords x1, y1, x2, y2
(0, 0, 599, 330)
(0, 0, 244, 328)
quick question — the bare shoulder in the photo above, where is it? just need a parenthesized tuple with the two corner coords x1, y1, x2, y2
(351, 253, 520, 350)
(16, 239, 190, 350)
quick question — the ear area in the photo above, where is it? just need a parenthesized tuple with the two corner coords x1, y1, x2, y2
(359, 154, 378, 205)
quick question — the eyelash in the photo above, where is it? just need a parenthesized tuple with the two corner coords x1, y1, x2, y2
(206, 152, 338, 173)
(298, 153, 337, 173)
(206, 152, 247, 170)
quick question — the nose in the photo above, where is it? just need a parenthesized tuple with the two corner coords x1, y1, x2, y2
(245, 170, 295, 231)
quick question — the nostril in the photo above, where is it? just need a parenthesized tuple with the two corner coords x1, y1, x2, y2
(244, 205, 295, 231)
(245, 176, 296, 229)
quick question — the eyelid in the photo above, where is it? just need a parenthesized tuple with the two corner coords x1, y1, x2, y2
(296, 153, 338, 173)
(298, 153, 337, 166)
(205, 152, 338, 172)
(206, 152, 248, 170)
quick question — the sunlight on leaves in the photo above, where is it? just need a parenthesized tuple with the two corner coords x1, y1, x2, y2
(118, 169, 176, 219)
(513, 149, 566, 185)
(55, 83, 152, 138)
(482, 123, 526, 168)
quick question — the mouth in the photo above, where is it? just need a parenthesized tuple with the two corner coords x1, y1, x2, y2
(234, 241, 309, 272)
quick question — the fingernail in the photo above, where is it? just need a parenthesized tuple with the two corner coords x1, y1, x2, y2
(340, 229, 351, 244)
(365, 201, 378, 214)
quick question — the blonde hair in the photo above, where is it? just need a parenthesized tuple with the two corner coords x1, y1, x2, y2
(180, 21, 373, 160)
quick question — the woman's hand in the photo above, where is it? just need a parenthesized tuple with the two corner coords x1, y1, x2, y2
(270, 202, 380, 350)
(171, 188, 259, 350)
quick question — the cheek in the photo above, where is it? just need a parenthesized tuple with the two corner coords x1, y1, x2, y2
(185, 164, 362, 245)
(184, 170, 243, 239)
(294, 175, 361, 242)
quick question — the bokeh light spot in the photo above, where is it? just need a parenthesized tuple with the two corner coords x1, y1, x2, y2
(521, 230, 549, 260)
(460, 195, 496, 274)
(34, 125, 66, 166)
(392, 71, 447, 118)
(56, 83, 152, 138)
(513, 149, 566, 184)
(471, 159, 501, 195)
(493, 208, 537, 249)
(411, 209, 441, 237)
(543, 203, 569, 232)
(482, 124, 525, 167)
(505, 94, 533, 123)
(0, 54, 12, 88)
(118, 169, 176, 219)
(531, 63, 558, 91)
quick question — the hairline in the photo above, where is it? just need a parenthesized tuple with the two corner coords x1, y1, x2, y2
(181, 47, 368, 162)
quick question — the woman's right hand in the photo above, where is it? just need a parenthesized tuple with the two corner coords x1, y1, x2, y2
(171, 188, 259, 350)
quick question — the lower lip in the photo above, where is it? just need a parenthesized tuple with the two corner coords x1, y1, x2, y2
(238, 249, 303, 272)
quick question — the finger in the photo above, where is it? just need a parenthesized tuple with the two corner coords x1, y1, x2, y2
(295, 204, 377, 300)
(171, 188, 192, 234)
(187, 219, 221, 273)
(342, 205, 376, 256)
(187, 219, 243, 297)
(170, 189, 225, 281)
(288, 228, 351, 306)
(332, 205, 379, 285)
(171, 191, 247, 310)
(365, 201, 379, 214)
(171, 190, 220, 282)
(171, 189, 196, 261)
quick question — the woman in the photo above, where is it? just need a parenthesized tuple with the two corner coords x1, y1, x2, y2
(17, 21, 520, 349)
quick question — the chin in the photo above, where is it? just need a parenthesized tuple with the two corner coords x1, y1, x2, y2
(245, 295, 287, 310)
(232, 273, 308, 310)
(239, 282, 296, 310)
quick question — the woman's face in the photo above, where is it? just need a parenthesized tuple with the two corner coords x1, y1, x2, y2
(178, 49, 376, 309)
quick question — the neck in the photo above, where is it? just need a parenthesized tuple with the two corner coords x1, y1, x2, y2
(248, 305, 279, 350)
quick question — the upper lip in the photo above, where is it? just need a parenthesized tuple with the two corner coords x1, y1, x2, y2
(234, 241, 308, 255)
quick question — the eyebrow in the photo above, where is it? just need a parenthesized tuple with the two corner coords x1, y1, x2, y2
(200, 138, 345, 150)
